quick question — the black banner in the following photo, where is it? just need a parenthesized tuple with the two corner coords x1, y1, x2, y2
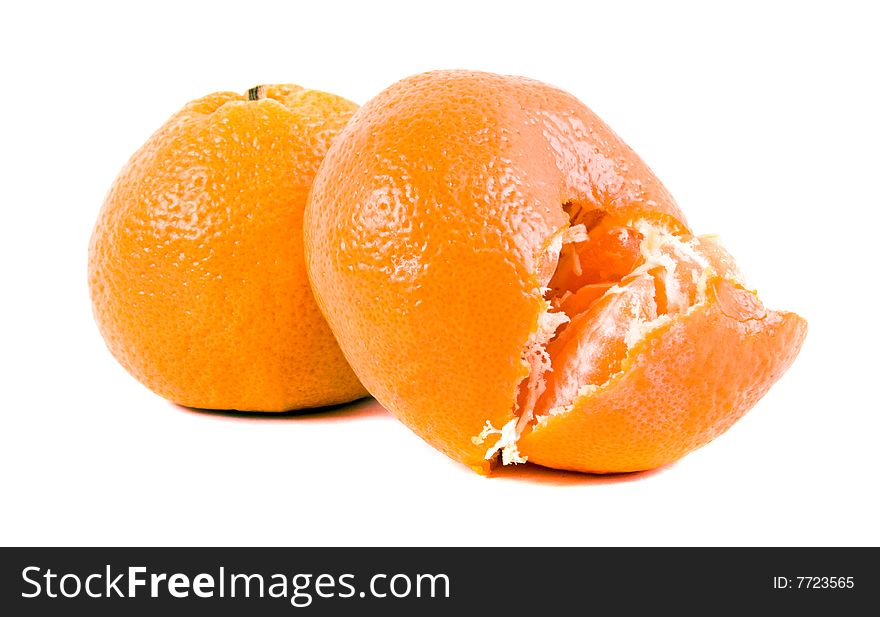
(1, 548, 875, 614)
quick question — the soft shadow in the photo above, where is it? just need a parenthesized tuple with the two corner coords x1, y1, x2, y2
(172, 399, 673, 484)
(488, 461, 675, 486)
(172, 396, 391, 424)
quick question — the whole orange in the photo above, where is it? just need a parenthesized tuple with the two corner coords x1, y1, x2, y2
(89, 84, 367, 411)
(305, 70, 806, 474)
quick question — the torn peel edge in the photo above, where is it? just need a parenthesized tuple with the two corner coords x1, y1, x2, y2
(472, 418, 528, 465)
(470, 303, 571, 466)
(475, 215, 767, 468)
(469, 222, 593, 468)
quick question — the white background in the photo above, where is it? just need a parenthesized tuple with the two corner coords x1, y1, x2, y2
(2, 1, 877, 546)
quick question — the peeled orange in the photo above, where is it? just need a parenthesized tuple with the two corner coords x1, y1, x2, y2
(304, 70, 806, 474)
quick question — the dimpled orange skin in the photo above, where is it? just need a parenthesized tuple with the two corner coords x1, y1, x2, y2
(305, 70, 806, 474)
(89, 85, 367, 411)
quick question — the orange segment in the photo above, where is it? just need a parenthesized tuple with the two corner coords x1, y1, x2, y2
(545, 274, 659, 404)
(547, 215, 644, 292)
(553, 283, 616, 316)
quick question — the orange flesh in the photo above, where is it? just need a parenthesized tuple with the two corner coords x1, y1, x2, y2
(508, 208, 746, 454)
(547, 214, 644, 293)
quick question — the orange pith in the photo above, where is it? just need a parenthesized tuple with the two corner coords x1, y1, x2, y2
(305, 70, 807, 474)
(89, 84, 367, 411)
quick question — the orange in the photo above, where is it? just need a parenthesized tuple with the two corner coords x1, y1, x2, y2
(89, 84, 367, 411)
(304, 70, 806, 474)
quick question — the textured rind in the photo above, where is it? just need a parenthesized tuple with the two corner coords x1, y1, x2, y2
(518, 280, 808, 473)
(305, 70, 687, 466)
(89, 85, 367, 411)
